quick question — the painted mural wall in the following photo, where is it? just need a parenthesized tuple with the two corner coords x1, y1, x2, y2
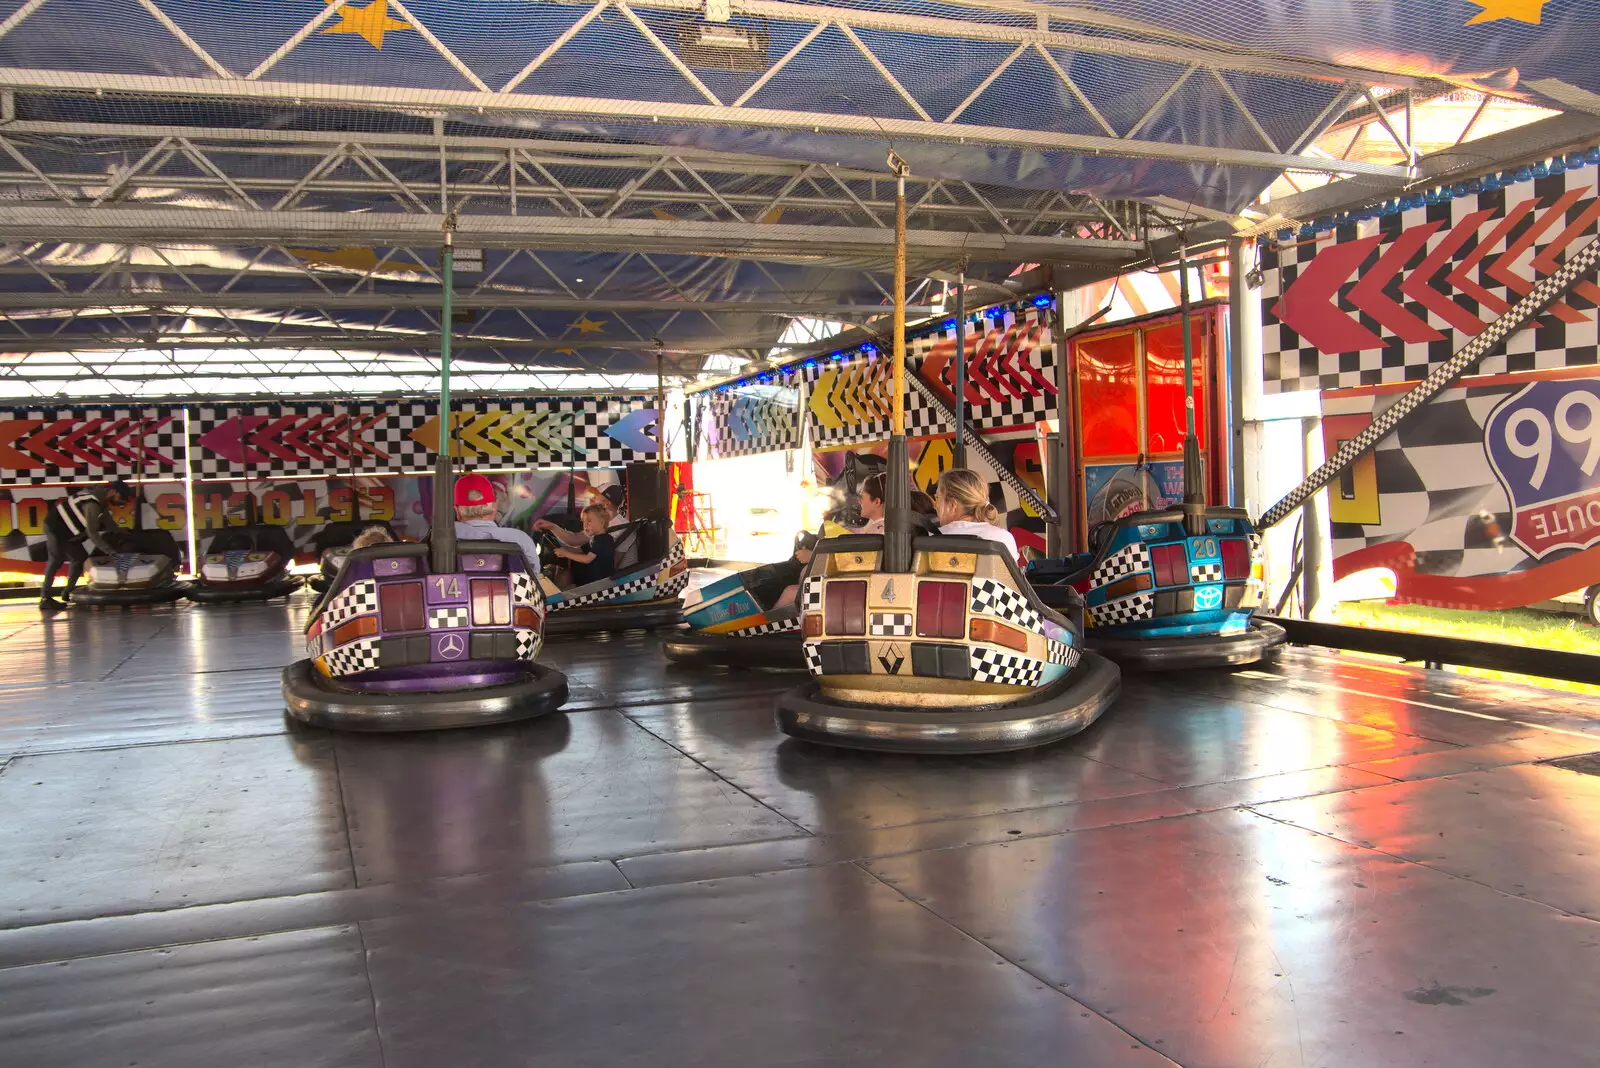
(1259, 159, 1600, 607)
(0, 469, 623, 574)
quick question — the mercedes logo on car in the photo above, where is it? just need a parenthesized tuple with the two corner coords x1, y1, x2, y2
(437, 633, 466, 660)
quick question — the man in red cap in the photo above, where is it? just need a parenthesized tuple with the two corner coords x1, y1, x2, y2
(453, 472, 540, 565)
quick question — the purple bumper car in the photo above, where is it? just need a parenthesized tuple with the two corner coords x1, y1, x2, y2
(282, 540, 568, 731)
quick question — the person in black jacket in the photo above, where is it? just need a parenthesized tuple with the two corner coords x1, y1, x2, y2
(41, 479, 134, 610)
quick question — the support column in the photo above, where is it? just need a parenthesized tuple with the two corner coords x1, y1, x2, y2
(882, 151, 912, 574)
(430, 221, 457, 574)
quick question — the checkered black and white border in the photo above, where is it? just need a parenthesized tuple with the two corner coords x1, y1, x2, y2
(655, 569, 691, 599)
(0, 406, 184, 485)
(511, 571, 541, 606)
(515, 627, 541, 660)
(551, 568, 658, 611)
(1190, 562, 1223, 585)
(1091, 544, 1151, 589)
(322, 579, 378, 629)
(429, 606, 470, 629)
(802, 641, 824, 675)
(324, 636, 380, 676)
(969, 577, 1041, 631)
(1089, 591, 1155, 627)
(971, 646, 1044, 687)
(1047, 639, 1078, 667)
(1261, 170, 1600, 396)
(730, 615, 802, 637)
(802, 576, 824, 612)
(869, 611, 913, 636)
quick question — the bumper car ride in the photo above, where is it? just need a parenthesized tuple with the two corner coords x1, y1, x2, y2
(1030, 507, 1282, 672)
(71, 552, 187, 606)
(664, 566, 805, 669)
(543, 532, 689, 636)
(187, 551, 304, 603)
(774, 534, 1121, 754)
(282, 541, 568, 731)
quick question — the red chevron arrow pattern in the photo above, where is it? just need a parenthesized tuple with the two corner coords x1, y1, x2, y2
(1278, 189, 1600, 355)
(919, 319, 1055, 409)
(0, 414, 176, 472)
(197, 412, 388, 467)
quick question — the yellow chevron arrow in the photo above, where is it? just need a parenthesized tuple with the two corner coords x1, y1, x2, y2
(522, 410, 571, 453)
(457, 411, 505, 457)
(483, 411, 528, 455)
(809, 369, 844, 430)
(408, 413, 450, 455)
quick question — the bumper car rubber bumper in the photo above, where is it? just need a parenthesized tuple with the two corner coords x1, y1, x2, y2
(309, 574, 332, 594)
(186, 574, 305, 604)
(663, 627, 804, 670)
(775, 651, 1121, 755)
(543, 595, 683, 637)
(69, 582, 188, 607)
(1087, 619, 1286, 672)
(282, 658, 570, 732)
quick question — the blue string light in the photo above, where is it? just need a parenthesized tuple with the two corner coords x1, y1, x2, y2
(1032, 294, 1052, 308)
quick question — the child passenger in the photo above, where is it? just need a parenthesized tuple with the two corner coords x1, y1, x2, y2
(553, 503, 616, 589)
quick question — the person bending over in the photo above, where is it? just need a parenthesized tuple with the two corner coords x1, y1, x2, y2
(934, 468, 1019, 564)
(453, 473, 540, 565)
(552, 503, 615, 589)
(40, 479, 133, 611)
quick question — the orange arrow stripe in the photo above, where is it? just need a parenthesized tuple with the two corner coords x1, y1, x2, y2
(1401, 208, 1496, 336)
(21, 420, 77, 468)
(1348, 220, 1446, 344)
(1486, 188, 1588, 324)
(1530, 196, 1600, 309)
(1447, 200, 1536, 319)
(0, 420, 43, 469)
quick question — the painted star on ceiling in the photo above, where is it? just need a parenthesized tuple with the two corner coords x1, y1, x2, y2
(1465, 0, 1548, 25)
(571, 316, 607, 334)
(321, 0, 412, 49)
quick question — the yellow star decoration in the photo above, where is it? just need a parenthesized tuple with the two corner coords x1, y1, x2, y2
(571, 315, 606, 334)
(1465, 0, 1548, 25)
(321, 0, 412, 49)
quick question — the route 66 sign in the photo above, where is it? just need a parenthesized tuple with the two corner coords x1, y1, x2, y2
(1485, 378, 1600, 559)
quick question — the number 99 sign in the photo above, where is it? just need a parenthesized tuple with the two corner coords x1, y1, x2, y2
(1486, 378, 1600, 558)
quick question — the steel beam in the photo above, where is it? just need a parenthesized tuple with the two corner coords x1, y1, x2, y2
(0, 204, 1146, 262)
(0, 292, 932, 315)
(0, 70, 1406, 178)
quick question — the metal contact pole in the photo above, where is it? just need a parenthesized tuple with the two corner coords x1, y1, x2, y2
(1178, 244, 1206, 535)
(430, 219, 458, 573)
(883, 151, 912, 573)
(952, 266, 966, 467)
(656, 344, 667, 469)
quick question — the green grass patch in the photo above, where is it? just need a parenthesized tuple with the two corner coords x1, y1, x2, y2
(1330, 601, 1600, 698)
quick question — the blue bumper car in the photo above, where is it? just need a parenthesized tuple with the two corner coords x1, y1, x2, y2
(1029, 507, 1284, 671)
(541, 517, 689, 636)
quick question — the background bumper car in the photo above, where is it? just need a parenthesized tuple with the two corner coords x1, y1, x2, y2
(1030, 507, 1285, 671)
(71, 528, 188, 606)
(186, 525, 304, 603)
(541, 517, 689, 636)
(308, 521, 398, 594)
(283, 540, 568, 731)
(775, 534, 1121, 754)
(666, 563, 805, 668)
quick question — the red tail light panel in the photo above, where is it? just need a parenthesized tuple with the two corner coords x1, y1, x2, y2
(917, 581, 967, 639)
(1149, 543, 1187, 588)
(1221, 539, 1250, 581)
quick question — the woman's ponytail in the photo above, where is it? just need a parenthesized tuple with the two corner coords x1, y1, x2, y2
(936, 468, 1002, 526)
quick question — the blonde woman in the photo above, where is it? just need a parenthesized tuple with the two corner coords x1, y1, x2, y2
(934, 468, 1019, 563)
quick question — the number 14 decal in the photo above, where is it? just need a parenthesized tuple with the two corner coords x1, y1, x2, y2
(432, 576, 462, 598)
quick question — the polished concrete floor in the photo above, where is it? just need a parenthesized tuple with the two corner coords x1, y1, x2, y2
(1, 593, 1598, 1066)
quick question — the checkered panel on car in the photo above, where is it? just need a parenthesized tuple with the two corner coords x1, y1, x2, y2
(655, 565, 691, 599)
(510, 570, 540, 606)
(731, 615, 802, 637)
(1089, 591, 1155, 627)
(323, 636, 380, 677)
(551, 569, 657, 611)
(802, 641, 824, 675)
(869, 611, 913, 636)
(968, 577, 1041, 631)
(322, 579, 378, 629)
(970, 646, 1044, 687)
(515, 627, 541, 660)
(802, 576, 824, 612)
(429, 606, 470, 629)
(1190, 562, 1224, 585)
(1047, 639, 1079, 668)
(1090, 543, 1151, 589)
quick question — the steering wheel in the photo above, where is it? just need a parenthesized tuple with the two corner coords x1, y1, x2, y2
(532, 529, 565, 579)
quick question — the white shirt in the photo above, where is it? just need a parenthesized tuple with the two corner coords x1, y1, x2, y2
(940, 520, 1019, 563)
(455, 519, 540, 566)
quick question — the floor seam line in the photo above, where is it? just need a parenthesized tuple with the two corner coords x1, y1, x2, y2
(850, 861, 1184, 1066)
